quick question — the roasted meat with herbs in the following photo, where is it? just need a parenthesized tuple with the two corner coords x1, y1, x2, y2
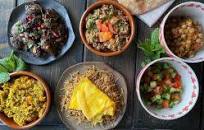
(10, 3, 67, 57)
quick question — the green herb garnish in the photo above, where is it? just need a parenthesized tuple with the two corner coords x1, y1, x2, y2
(138, 28, 166, 66)
(0, 51, 27, 84)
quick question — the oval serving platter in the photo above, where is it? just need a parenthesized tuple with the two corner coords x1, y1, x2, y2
(7, 0, 75, 65)
(55, 62, 127, 130)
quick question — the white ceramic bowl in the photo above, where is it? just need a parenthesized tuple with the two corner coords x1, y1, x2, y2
(160, 1, 204, 63)
(136, 57, 199, 120)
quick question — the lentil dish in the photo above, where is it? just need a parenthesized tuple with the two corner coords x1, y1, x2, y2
(85, 5, 130, 52)
(61, 66, 124, 126)
(10, 3, 67, 57)
(165, 16, 204, 58)
(140, 63, 182, 109)
(0, 76, 47, 126)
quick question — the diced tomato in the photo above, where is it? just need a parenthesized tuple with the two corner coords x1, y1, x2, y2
(96, 20, 109, 32)
(162, 100, 169, 108)
(153, 86, 163, 95)
(164, 79, 172, 85)
(96, 20, 102, 31)
(173, 74, 182, 88)
(107, 22, 116, 34)
(101, 24, 109, 32)
(175, 74, 181, 80)
(173, 81, 181, 88)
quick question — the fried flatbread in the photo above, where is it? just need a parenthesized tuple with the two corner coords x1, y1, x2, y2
(118, 0, 170, 15)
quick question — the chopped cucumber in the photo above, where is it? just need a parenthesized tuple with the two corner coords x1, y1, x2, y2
(161, 93, 170, 100)
(171, 72, 176, 78)
(169, 100, 179, 108)
(141, 84, 152, 93)
(155, 98, 163, 105)
(170, 87, 182, 93)
(163, 63, 170, 69)
(169, 101, 175, 108)
(151, 95, 161, 102)
(150, 81, 157, 88)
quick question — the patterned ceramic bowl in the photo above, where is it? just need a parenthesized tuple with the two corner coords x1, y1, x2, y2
(136, 57, 199, 120)
(160, 2, 204, 63)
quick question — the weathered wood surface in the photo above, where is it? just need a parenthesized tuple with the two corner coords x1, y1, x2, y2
(0, 0, 203, 130)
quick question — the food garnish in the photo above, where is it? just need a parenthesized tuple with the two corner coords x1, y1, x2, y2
(85, 5, 130, 52)
(138, 28, 166, 66)
(61, 66, 123, 126)
(0, 76, 46, 126)
(0, 51, 27, 84)
(10, 3, 67, 57)
(140, 63, 182, 109)
(165, 16, 204, 58)
(69, 78, 116, 125)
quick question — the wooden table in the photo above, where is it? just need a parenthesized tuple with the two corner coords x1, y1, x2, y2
(0, 0, 203, 130)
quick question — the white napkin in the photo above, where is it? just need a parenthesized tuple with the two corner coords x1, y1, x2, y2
(138, 0, 175, 27)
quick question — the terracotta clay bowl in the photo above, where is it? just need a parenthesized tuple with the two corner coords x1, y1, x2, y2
(79, 0, 135, 57)
(0, 71, 51, 129)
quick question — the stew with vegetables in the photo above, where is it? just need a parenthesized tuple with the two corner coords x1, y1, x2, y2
(140, 63, 183, 109)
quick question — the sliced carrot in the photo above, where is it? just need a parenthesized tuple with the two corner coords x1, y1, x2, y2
(162, 100, 169, 108)
(99, 32, 113, 42)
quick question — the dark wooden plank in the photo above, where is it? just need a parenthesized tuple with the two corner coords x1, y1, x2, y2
(134, 0, 204, 130)
(85, 0, 137, 128)
(0, 0, 86, 127)
(0, 0, 15, 43)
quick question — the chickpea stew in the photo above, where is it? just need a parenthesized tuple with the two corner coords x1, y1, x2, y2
(140, 63, 183, 109)
(165, 16, 204, 58)
(85, 5, 130, 52)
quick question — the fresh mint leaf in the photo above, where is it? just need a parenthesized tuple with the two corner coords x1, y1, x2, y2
(138, 28, 166, 65)
(151, 28, 160, 45)
(0, 51, 27, 73)
(0, 72, 10, 84)
(0, 64, 8, 72)
(13, 55, 27, 71)
(0, 52, 16, 72)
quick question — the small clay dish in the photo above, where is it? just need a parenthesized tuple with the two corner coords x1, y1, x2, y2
(79, 0, 135, 57)
(0, 71, 51, 129)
